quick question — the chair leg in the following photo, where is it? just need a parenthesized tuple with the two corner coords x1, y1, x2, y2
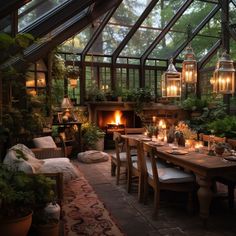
(228, 185, 235, 209)
(111, 161, 116, 176)
(116, 165, 120, 185)
(138, 175, 143, 203)
(153, 189, 160, 219)
(143, 180, 149, 205)
(127, 170, 132, 193)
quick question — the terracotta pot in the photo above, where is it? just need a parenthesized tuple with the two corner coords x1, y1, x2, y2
(0, 211, 32, 236)
(36, 222, 59, 236)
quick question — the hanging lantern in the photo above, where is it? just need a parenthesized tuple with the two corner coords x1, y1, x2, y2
(162, 59, 182, 97)
(67, 65, 80, 88)
(212, 51, 235, 94)
(182, 45, 197, 84)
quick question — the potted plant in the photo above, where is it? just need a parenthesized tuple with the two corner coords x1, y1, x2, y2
(181, 96, 208, 117)
(213, 142, 231, 156)
(0, 164, 56, 236)
(82, 123, 105, 151)
(145, 124, 158, 138)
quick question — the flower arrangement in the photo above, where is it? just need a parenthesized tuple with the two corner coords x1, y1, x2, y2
(175, 121, 197, 140)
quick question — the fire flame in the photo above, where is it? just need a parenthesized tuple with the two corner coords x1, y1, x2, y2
(110, 110, 122, 125)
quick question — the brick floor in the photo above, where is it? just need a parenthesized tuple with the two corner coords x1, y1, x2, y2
(76, 153, 236, 236)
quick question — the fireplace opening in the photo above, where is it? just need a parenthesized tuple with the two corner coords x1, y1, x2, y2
(97, 110, 136, 149)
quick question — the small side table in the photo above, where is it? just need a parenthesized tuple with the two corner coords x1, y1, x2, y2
(52, 122, 82, 156)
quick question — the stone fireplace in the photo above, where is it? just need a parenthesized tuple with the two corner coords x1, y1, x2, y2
(87, 101, 187, 148)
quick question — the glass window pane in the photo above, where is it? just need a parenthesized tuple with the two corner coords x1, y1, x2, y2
(18, 0, 68, 31)
(120, 0, 185, 57)
(89, 0, 150, 55)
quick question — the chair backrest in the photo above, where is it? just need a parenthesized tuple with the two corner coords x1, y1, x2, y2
(125, 127, 145, 134)
(114, 132, 125, 164)
(142, 142, 160, 188)
(200, 134, 226, 144)
(126, 138, 139, 169)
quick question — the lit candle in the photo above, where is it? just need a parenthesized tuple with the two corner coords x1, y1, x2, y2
(152, 116, 157, 123)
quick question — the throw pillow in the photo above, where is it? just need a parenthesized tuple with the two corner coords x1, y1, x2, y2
(4, 144, 44, 173)
(33, 136, 57, 148)
(38, 158, 79, 183)
(77, 150, 109, 164)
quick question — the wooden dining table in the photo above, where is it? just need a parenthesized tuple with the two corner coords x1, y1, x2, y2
(121, 134, 236, 222)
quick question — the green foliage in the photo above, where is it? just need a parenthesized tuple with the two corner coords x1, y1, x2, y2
(185, 99, 227, 133)
(52, 53, 66, 81)
(145, 124, 158, 137)
(181, 96, 208, 111)
(87, 83, 106, 101)
(2, 108, 46, 138)
(66, 65, 80, 79)
(0, 164, 55, 218)
(0, 32, 34, 64)
(82, 123, 105, 150)
(207, 116, 236, 138)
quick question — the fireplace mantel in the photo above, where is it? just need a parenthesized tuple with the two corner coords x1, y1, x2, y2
(87, 101, 186, 126)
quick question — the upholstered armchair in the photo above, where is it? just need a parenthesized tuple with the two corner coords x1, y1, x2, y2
(31, 136, 67, 159)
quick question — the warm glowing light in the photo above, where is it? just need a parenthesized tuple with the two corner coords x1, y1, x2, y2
(158, 120, 166, 129)
(109, 110, 123, 125)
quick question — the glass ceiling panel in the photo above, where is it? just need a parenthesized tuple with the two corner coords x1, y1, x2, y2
(119, 28, 159, 57)
(0, 15, 11, 34)
(59, 15, 106, 54)
(171, 0, 217, 32)
(229, 2, 236, 23)
(148, 0, 217, 60)
(148, 31, 185, 59)
(177, 11, 220, 61)
(120, 0, 185, 57)
(88, 0, 149, 55)
(18, 0, 67, 31)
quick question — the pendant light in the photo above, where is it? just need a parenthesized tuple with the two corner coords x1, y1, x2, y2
(162, 58, 182, 98)
(182, 44, 197, 84)
(212, 51, 235, 94)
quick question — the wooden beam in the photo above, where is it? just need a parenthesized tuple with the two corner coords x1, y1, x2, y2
(0, 0, 31, 19)
(20, 0, 96, 37)
(141, 0, 193, 63)
(81, 1, 121, 61)
(198, 39, 221, 69)
(172, 4, 220, 60)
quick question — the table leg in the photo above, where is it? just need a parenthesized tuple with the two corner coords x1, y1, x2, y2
(196, 176, 213, 221)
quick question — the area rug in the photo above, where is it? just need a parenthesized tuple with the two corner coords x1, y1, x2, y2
(62, 169, 124, 236)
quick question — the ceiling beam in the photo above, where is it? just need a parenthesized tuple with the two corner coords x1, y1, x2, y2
(20, 0, 96, 38)
(171, 4, 220, 60)
(140, 0, 193, 64)
(0, 0, 31, 19)
(5, 0, 120, 69)
(81, 0, 122, 61)
(112, 0, 159, 62)
(198, 39, 221, 69)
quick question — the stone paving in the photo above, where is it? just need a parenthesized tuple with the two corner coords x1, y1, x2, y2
(76, 154, 236, 236)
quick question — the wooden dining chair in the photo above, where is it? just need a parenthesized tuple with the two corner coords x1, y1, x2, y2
(199, 133, 226, 144)
(141, 142, 196, 217)
(126, 138, 142, 201)
(215, 138, 236, 209)
(111, 132, 127, 185)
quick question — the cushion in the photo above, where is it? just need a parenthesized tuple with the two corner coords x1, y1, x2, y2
(77, 150, 109, 164)
(111, 152, 137, 162)
(33, 136, 57, 148)
(148, 166, 194, 183)
(38, 158, 79, 183)
(4, 144, 44, 173)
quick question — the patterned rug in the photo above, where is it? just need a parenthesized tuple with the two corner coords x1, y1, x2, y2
(62, 169, 124, 236)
